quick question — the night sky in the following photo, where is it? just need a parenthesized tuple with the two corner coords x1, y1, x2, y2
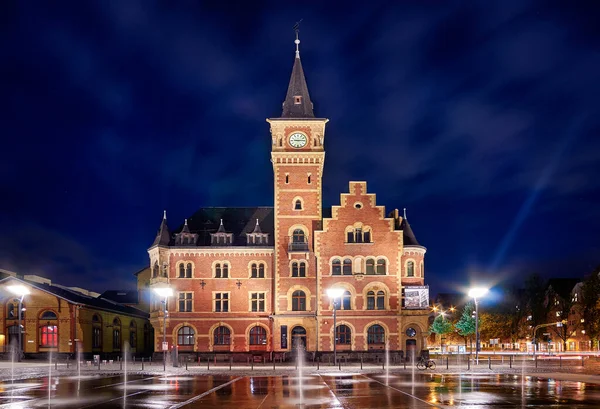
(2, 1, 599, 295)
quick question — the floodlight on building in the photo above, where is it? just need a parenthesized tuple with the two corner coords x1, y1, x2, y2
(7, 285, 30, 297)
(153, 287, 173, 298)
(468, 286, 489, 365)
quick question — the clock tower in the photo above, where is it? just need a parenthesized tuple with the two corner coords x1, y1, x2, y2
(267, 31, 328, 349)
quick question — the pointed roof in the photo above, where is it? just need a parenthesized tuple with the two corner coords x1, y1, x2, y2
(216, 219, 227, 233)
(400, 209, 421, 246)
(252, 218, 262, 234)
(152, 210, 171, 246)
(181, 219, 190, 234)
(281, 33, 314, 118)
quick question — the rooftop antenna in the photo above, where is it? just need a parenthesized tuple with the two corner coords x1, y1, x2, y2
(293, 19, 303, 58)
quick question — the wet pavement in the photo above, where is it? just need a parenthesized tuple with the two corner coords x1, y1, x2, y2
(0, 372, 599, 408)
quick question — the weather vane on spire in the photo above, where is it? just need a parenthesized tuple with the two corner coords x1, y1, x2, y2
(293, 19, 303, 58)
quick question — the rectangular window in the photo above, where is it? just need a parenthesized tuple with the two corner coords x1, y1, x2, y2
(215, 292, 229, 312)
(251, 292, 265, 312)
(113, 329, 121, 349)
(93, 327, 102, 348)
(40, 325, 58, 347)
(178, 292, 193, 312)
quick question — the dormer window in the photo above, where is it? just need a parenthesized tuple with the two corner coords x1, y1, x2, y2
(294, 96, 302, 104)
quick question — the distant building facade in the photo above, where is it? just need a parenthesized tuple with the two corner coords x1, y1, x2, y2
(141, 38, 430, 358)
(0, 271, 151, 358)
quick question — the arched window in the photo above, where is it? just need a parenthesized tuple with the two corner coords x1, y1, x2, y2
(7, 303, 15, 319)
(292, 261, 306, 277)
(249, 326, 267, 345)
(153, 262, 159, 278)
(292, 290, 306, 311)
(366, 259, 375, 275)
(407, 261, 414, 277)
(364, 229, 371, 243)
(367, 291, 376, 310)
(129, 321, 137, 348)
(367, 324, 385, 345)
(343, 259, 352, 275)
(177, 326, 195, 345)
(112, 318, 121, 350)
(39, 310, 58, 348)
(215, 263, 229, 278)
(341, 290, 352, 310)
(92, 314, 102, 349)
(294, 199, 302, 210)
(185, 263, 192, 278)
(251, 263, 258, 278)
(214, 326, 231, 345)
(336, 325, 351, 345)
(420, 262, 424, 277)
(376, 291, 385, 310)
(179, 264, 185, 278)
(258, 264, 265, 278)
(332, 259, 341, 275)
(376, 259, 386, 275)
(292, 229, 305, 243)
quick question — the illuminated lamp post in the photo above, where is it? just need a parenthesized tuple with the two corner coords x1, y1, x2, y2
(153, 287, 173, 371)
(326, 288, 345, 366)
(7, 284, 30, 362)
(468, 287, 489, 365)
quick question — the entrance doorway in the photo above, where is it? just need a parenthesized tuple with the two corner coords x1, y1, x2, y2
(406, 339, 417, 361)
(291, 326, 307, 350)
(7, 325, 22, 354)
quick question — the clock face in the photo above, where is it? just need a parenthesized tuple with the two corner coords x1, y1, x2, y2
(406, 327, 417, 338)
(289, 132, 308, 148)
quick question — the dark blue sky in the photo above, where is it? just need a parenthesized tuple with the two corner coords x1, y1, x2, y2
(2, 1, 599, 294)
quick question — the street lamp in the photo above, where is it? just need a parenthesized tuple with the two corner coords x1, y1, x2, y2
(153, 287, 173, 371)
(326, 288, 345, 366)
(7, 284, 30, 362)
(468, 287, 488, 365)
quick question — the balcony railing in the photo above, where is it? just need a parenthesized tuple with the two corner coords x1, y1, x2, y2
(149, 276, 169, 286)
(288, 238, 309, 252)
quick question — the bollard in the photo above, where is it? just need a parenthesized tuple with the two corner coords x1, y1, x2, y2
(230, 357, 233, 371)
(186, 360, 188, 371)
(317, 360, 320, 370)
(510, 355, 512, 369)
(560, 356, 562, 368)
(251, 359, 254, 371)
(382, 358, 385, 371)
(339, 359, 341, 371)
(361, 355, 363, 370)
(488, 357, 491, 370)
(273, 358, 276, 371)
(446, 357, 449, 370)
(120, 359, 123, 371)
(207, 358, 210, 370)
(98, 357, 101, 371)
(142, 357, 144, 371)
(468, 356, 471, 371)
(403, 358, 406, 370)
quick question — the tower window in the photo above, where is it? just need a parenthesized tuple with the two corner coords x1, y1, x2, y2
(285, 174, 289, 184)
(294, 96, 302, 104)
(294, 199, 302, 210)
(307, 174, 311, 184)
(407, 261, 414, 277)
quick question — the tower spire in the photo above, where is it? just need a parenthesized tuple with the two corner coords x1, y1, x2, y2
(281, 21, 314, 118)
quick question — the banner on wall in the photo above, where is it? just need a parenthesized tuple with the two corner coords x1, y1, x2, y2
(404, 285, 429, 309)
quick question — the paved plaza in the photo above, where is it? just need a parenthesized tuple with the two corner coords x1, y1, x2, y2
(0, 358, 600, 408)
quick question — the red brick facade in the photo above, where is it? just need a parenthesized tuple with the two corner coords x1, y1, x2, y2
(142, 48, 430, 357)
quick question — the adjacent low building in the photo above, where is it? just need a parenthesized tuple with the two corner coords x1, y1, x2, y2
(0, 270, 152, 358)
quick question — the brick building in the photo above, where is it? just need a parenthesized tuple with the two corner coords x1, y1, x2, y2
(142, 36, 430, 359)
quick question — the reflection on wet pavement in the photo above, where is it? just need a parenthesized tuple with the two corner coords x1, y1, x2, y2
(0, 372, 599, 408)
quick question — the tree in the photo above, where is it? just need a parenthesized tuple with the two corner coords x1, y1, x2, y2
(454, 302, 476, 349)
(582, 267, 600, 350)
(429, 314, 453, 349)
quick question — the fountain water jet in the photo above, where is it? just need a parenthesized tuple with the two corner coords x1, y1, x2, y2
(48, 350, 53, 407)
(384, 341, 390, 385)
(295, 338, 304, 406)
(123, 341, 130, 408)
